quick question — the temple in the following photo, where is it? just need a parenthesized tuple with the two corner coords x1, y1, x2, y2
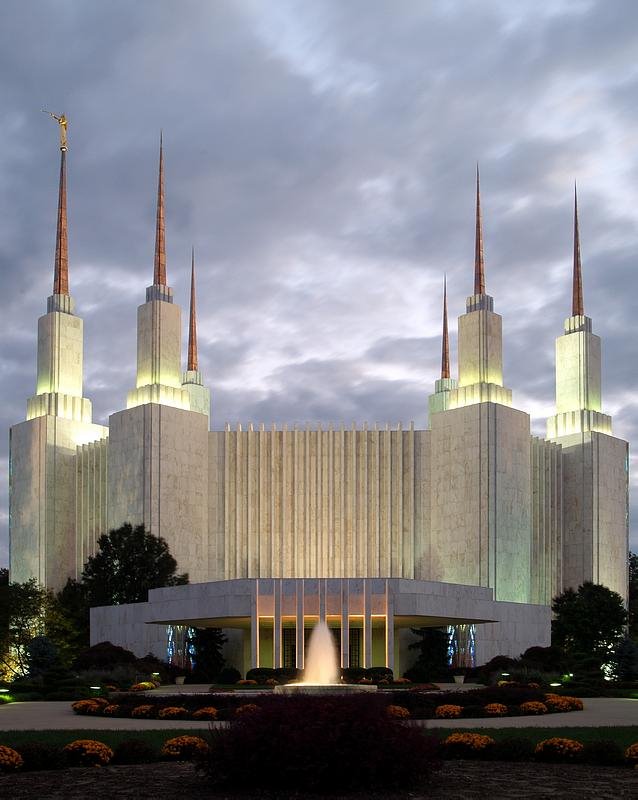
(9, 143, 629, 675)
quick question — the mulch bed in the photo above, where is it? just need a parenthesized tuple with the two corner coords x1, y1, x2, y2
(1, 761, 636, 800)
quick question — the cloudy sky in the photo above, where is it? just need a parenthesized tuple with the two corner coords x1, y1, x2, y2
(1, 0, 637, 566)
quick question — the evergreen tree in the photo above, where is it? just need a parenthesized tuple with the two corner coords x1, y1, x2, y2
(405, 627, 449, 681)
(190, 628, 227, 682)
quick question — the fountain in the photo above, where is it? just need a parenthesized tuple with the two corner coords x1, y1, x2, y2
(273, 621, 377, 694)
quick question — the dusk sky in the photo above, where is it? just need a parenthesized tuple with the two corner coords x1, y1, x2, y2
(1, 0, 637, 566)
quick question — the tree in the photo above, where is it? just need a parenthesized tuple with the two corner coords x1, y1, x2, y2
(404, 627, 450, 681)
(613, 637, 638, 681)
(629, 552, 637, 641)
(0, 578, 49, 679)
(80, 523, 188, 606)
(190, 628, 227, 682)
(25, 636, 60, 678)
(551, 582, 628, 661)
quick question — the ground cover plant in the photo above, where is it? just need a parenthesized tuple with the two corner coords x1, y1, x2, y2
(69, 683, 586, 721)
(2, 726, 638, 776)
(200, 694, 441, 793)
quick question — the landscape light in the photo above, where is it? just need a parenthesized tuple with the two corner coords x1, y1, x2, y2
(549, 682, 561, 687)
(89, 686, 101, 690)
(501, 672, 510, 677)
(0, 689, 9, 693)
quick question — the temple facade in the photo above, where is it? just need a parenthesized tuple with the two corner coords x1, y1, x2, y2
(9, 141, 629, 674)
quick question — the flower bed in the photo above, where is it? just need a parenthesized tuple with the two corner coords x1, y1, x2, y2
(2, 732, 638, 773)
(69, 684, 586, 721)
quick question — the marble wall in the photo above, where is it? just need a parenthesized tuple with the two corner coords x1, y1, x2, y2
(208, 424, 430, 581)
(107, 403, 209, 584)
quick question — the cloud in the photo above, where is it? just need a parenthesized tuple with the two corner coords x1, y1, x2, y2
(0, 0, 636, 570)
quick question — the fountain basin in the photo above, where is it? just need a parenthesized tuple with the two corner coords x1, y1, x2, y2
(274, 683, 377, 695)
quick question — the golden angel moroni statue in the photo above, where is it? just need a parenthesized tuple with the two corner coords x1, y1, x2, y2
(42, 110, 68, 150)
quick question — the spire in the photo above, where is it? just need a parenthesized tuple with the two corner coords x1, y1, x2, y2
(187, 247, 198, 371)
(153, 132, 166, 286)
(441, 275, 450, 379)
(474, 163, 485, 295)
(53, 148, 69, 295)
(572, 184, 584, 316)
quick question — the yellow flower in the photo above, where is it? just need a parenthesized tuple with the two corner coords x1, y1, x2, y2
(161, 735, 209, 759)
(535, 737, 583, 760)
(625, 742, 638, 765)
(192, 706, 219, 720)
(520, 701, 548, 715)
(158, 706, 187, 719)
(131, 704, 156, 718)
(435, 704, 462, 718)
(63, 739, 113, 767)
(386, 705, 410, 719)
(0, 745, 23, 772)
(444, 732, 495, 751)
(484, 703, 508, 716)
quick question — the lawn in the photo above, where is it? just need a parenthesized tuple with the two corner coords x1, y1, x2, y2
(1, 725, 637, 751)
(428, 725, 638, 748)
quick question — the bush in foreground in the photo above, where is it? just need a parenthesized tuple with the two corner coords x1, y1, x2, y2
(200, 695, 441, 793)
(0, 745, 23, 772)
(14, 742, 62, 771)
(113, 739, 159, 765)
(63, 739, 113, 767)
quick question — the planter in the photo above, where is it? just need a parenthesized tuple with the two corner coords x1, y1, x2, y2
(175, 677, 186, 686)
(453, 675, 465, 685)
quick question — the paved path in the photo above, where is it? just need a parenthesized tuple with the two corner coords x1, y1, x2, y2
(0, 696, 636, 731)
(420, 697, 638, 728)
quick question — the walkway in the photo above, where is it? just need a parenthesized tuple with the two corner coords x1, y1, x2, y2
(0, 696, 636, 731)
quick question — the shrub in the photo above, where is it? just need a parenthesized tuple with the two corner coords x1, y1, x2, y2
(103, 704, 120, 715)
(367, 667, 393, 683)
(200, 695, 441, 793)
(192, 706, 218, 720)
(519, 701, 547, 715)
(130, 681, 156, 692)
(386, 705, 410, 719)
(490, 737, 535, 762)
(460, 705, 485, 718)
(63, 739, 114, 767)
(112, 739, 159, 765)
(235, 703, 260, 717)
(131, 704, 156, 718)
(534, 738, 583, 762)
(161, 735, 209, 760)
(581, 740, 625, 766)
(625, 742, 638, 765)
(393, 677, 412, 684)
(484, 702, 508, 716)
(245, 667, 276, 683)
(0, 745, 23, 772)
(71, 699, 104, 715)
(435, 704, 462, 718)
(544, 694, 572, 713)
(216, 667, 241, 685)
(158, 706, 188, 719)
(15, 742, 62, 771)
(72, 641, 137, 671)
(236, 679, 257, 686)
(443, 733, 495, 759)
(562, 695, 584, 711)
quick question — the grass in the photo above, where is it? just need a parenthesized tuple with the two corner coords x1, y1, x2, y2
(1, 726, 637, 751)
(0, 729, 208, 750)
(428, 726, 638, 748)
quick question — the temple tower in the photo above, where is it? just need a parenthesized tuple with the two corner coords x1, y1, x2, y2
(9, 122, 107, 589)
(429, 169, 532, 602)
(182, 248, 211, 418)
(107, 138, 209, 583)
(547, 189, 628, 599)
